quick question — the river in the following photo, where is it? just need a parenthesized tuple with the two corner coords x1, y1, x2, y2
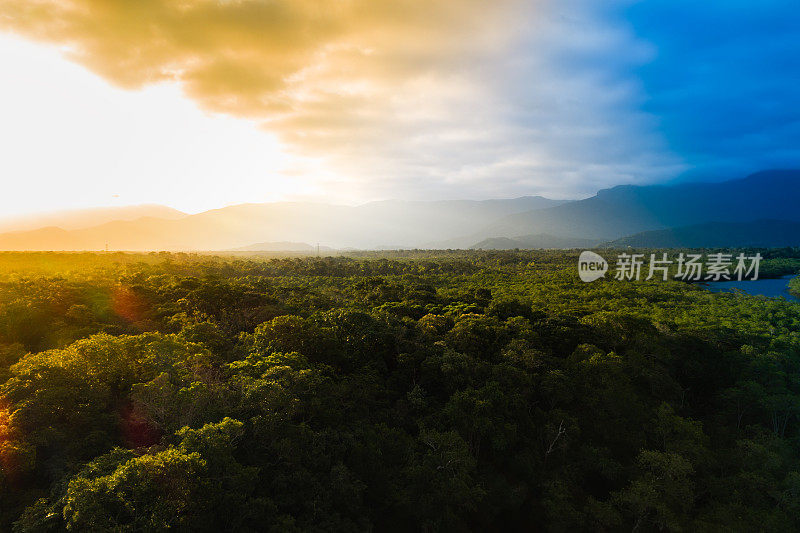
(704, 274, 799, 302)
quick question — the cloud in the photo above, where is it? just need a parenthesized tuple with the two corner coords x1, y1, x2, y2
(0, 0, 509, 115)
(0, 0, 690, 200)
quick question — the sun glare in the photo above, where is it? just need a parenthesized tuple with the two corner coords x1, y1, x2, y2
(0, 33, 322, 216)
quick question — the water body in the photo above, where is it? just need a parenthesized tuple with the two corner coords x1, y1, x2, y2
(704, 275, 799, 302)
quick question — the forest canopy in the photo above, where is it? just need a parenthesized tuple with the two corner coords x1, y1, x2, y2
(0, 250, 799, 531)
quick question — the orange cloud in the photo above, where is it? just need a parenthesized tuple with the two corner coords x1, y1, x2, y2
(0, 0, 517, 118)
(0, 0, 531, 197)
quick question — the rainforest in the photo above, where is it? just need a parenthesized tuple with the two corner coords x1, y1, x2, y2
(0, 250, 798, 531)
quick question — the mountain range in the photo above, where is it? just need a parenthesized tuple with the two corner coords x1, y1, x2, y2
(603, 220, 800, 248)
(478, 169, 800, 242)
(0, 197, 564, 251)
(0, 170, 797, 250)
(0, 205, 186, 234)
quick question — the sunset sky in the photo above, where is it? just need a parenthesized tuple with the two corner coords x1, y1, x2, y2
(0, 0, 797, 216)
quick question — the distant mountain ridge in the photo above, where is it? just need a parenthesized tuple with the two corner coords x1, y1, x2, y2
(0, 170, 797, 250)
(480, 169, 800, 241)
(603, 220, 800, 248)
(0, 196, 564, 251)
(0, 205, 187, 233)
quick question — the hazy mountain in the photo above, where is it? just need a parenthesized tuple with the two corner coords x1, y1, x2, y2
(480, 170, 800, 241)
(2, 170, 797, 251)
(0, 205, 187, 233)
(0, 196, 563, 251)
(470, 234, 599, 250)
(604, 220, 800, 248)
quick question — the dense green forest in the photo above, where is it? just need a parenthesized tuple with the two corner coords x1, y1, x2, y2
(0, 250, 799, 531)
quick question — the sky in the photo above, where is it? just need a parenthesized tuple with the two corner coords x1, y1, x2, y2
(0, 0, 797, 216)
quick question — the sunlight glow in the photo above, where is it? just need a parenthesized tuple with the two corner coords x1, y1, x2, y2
(0, 33, 323, 216)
